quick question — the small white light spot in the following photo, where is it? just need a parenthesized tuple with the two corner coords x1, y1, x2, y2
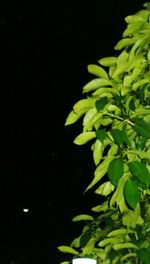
(23, 208, 29, 213)
(72, 258, 97, 264)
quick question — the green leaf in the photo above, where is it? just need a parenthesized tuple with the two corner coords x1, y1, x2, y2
(85, 157, 113, 191)
(95, 97, 108, 111)
(108, 158, 124, 186)
(73, 98, 95, 113)
(59, 262, 70, 264)
(96, 129, 106, 143)
(95, 181, 115, 196)
(93, 139, 103, 165)
(65, 110, 85, 126)
(114, 37, 136, 50)
(137, 248, 150, 264)
(83, 78, 112, 93)
(113, 242, 138, 250)
(74, 132, 96, 145)
(125, 15, 145, 24)
(72, 214, 94, 222)
(138, 136, 147, 150)
(87, 64, 108, 79)
(111, 129, 124, 145)
(91, 201, 109, 212)
(123, 21, 145, 37)
(131, 117, 150, 138)
(58, 246, 79, 255)
(124, 179, 140, 209)
(98, 57, 117, 66)
(128, 161, 150, 186)
(80, 229, 94, 247)
(122, 126, 131, 146)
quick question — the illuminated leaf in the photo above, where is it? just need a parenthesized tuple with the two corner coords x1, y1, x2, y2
(58, 246, 79, 255)
(87, 64, 108, 79)
(74, 132, 96, 145)
(72, 214, 94, 222)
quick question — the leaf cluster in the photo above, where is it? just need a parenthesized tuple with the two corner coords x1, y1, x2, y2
(58, 3, 150, 264)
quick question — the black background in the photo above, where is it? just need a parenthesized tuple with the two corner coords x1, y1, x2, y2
(0, 0, 146, 263)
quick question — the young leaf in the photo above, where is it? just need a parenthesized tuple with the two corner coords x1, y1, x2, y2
(128, 161, 150, 186)
(95, 97, 108, 111)
(95, 181, 115, 196)
(83, 78, 112, 93)
(93, 139, 103, 165)
(72, 214, 94, 222)
(98, 57, 117, 66)
(114, 37, 136, 50)
(124, 179, 140, 209)
(87, 64, 108, 79)
(65, 110, 85, 126)
(111, 129, 124, 145)
(58, 246, 79, 255)
(108, 158, 124, 186)
(73, 98, 95, 113)
(59, 262, 70, 264)
(74, 132, 96, 145)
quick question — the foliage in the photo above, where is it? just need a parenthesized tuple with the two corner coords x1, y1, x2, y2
(58, 3, 150, 264)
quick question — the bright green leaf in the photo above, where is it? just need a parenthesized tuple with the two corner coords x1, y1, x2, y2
(95, 181, 115, 196)
(59, 262, 70, 264)
(87, 64, 108, 79)
(93, 139, 104, 165)
(72, 214, 94, 222)
(123, 21, 145, 37)
(91, 201, 109, 212)
(74, 132, 96, 145)
(73, 98, 95, 113)
(98, 57, 117, 66)
(58, 246, 79, 255)
(114, 37, 136, 50)
(65, 110, 85, 126)
(83, 78, 112, 93)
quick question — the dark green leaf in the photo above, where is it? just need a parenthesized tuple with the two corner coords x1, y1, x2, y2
(131, 118, 150, 138)
(80, 229, 93, 247)
(129, 98, 135, 111)
(96, 129, 106, 143)
(95, 97, 108, 111)
(137, 136, 147, 150)
(108, 158, 124, 186)
(128, 161, 150, 186)
(124, 179, 140, 209)
(122, 125, 131, 146)
(111, 129, 124, 145)
(137, 248, 150, 264)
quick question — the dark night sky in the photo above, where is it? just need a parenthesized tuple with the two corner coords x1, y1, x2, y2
(0, 0, 146, 263)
